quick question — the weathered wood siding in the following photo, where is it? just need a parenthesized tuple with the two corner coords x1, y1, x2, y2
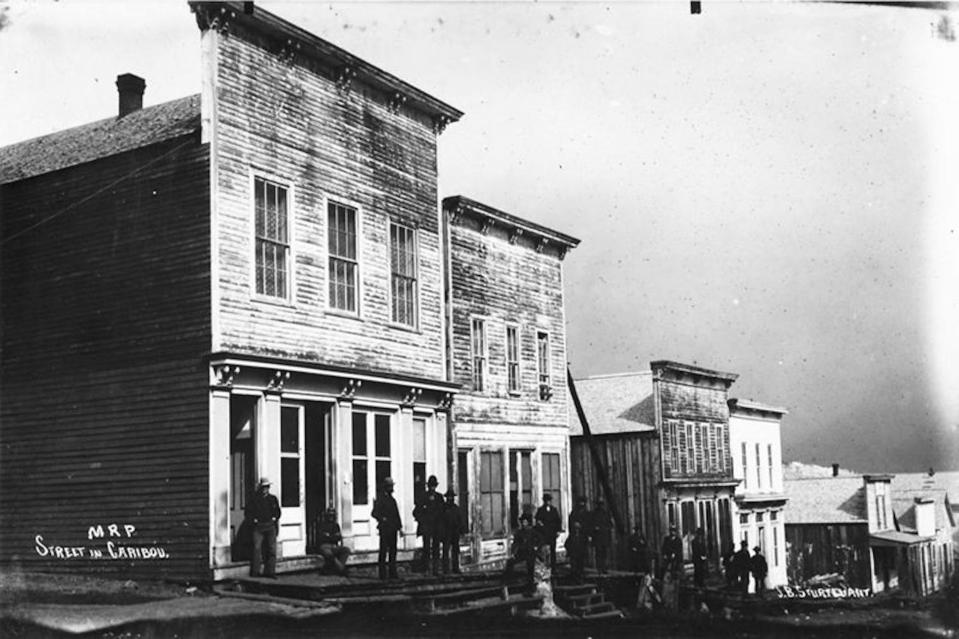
(212, 27, 445, 379)
(447, 216, 570, 428)
(0, 136, 212, 579)
(570, 433, 662, 566)
(785, 523, 871, 589)
(657, 375, 733, 481)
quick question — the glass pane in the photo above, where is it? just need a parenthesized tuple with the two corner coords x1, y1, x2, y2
(352, 460, 368, 505)
(458, 451, 470, 529)
(375, 460, 391, 491)
(413, 419, 426, 462)
(352, 412, 367, 456)
(280, 407, 299, 453)
(281, 458, 300, 507)
(413, 461, 427, 508)
(255, 179, 265, 236)
(374, 415, 390, 457)
(276, 186, 287, 242)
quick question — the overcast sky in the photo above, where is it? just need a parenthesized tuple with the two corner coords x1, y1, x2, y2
(1, 0, 957, 473)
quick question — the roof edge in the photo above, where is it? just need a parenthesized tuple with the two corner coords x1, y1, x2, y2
(651, 360, 739, 383)
(728, 398, 789, 417)
(443, 195, 581, 249)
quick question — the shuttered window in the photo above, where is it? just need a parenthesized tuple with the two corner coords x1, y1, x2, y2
(471, 318, 487, 392)
(506, 325, 520, 393)
(389, 222, 417, 326)
(537, 332, 551, 399)
(328, 201, 358, 313)
(254, 177, 289, 299)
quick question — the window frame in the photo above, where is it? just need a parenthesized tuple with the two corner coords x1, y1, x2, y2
(470, 317, 488, 392)
(251, 172, 294, 303)
(536, 330, 552, 401)
(505, 323, 521, 395)
(479, 449, 506, 539)
(388, 220, 419, 329)
(541, 451, 563, 521)
(326, 197, 363, 317)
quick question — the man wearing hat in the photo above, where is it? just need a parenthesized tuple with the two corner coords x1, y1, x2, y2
(414, 475, 443, 575)
(316, 506, 351, 576)
(372, 477, 402, 579)
(749, 545, 768, 598)
(439, 488, 463, 574)
(732, 539, 751, 593)
(246, 477, 281, 578)
(661, 525, 683, 578)
(534, 492, 562, 571)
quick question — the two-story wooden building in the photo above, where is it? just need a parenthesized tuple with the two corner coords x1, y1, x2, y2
(1, 2, 465, 581)
(569, 361, 738, 571)
(442, 196, 579, 567)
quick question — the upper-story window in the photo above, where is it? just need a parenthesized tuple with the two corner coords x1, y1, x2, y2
(755, 443, 762, 489)
(389, 222, 417, 327)
(471, 318, 487, 392)
(740, 442, 748, 489)
(506, 325, 520, 394)
(254, 177, 289, 299)
(537, 331, 552, 400)
(328, 201, 358, 313)
(767, 444, 774, 488)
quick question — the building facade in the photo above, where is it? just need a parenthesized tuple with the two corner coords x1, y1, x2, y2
(2, 2, 467, 581)
(570, 361, 738, 571)
(442, 196, 579, 566)
(728, 399, 788, 588)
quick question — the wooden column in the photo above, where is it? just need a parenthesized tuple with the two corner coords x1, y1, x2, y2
(209, 387, 232, 566)
(334, 399, 353, 538)
(257, 392, 281, 498)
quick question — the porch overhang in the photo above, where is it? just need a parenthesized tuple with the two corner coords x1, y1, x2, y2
(735, 493, 788, 507)
(870, 531, 932, 547)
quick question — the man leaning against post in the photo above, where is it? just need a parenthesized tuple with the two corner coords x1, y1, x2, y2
(247, 476, 281, 579)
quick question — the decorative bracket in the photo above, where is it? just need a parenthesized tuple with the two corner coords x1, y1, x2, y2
(193, 5, 236, 35)
(448, 203, 466, 226)
(336, 66, 357, 94)
(401, 387, 423, 408)
(539, 384, 554, 401)
(432, 115, 452, 135)
(279, 39, 300, 66)
(480, 219, 494, 235)
(509, 228, 524, 245)
(339, 379, 362, 400)
(212, 364, 240, 388)
(536, 237, 549, 254)
(387, 92, 407, 114)
(438, 392, 454, 411)
(266, 370, 291, 393)
(558, 246, 568, 260)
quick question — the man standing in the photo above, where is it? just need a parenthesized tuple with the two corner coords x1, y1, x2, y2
(750, 546, 768, 598)
(691, 528, 708, 588)
(564, 520, 588, 583)
(732, 540, 752, 594)
(568, 496, 590, 538)
(372, 477, 402, 580)
(415, 475, 443, 575)
(590, 499, 612, 575)
(246, 477, 281, 579)
(440, 488, 463, 574)
(627, 526, 650, 574)
(504, 512, 537, 595)
(661, 525, 683, 578)
(316, 507, 351, 576)
(534, 492, 562, 571)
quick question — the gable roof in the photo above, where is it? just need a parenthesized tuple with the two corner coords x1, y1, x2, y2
(0, 95, 201, 185)
(569, 372, 656, 437)
(784, 476, 867, 524)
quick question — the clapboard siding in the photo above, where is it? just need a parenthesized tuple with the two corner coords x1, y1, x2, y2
(447, 217, 570, 427)
(212, 30, 446, 380)
(0, 135, 211, 579)
(658, 376, 734, 481)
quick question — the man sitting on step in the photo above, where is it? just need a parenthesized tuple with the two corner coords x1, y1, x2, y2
(316, 507, 351, 576)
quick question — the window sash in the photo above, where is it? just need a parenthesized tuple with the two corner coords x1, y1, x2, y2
(537, 332, 551, 389)
(254, 177, 289, 298)
(506, 326, 520, 392)
(390, 223, 417, 326)
(328, 202, 358, 312)
(471, 319, 487, 391)
(480, 451, 505, 537)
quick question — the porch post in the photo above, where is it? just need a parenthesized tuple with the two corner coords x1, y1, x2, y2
(257, 392, 282, 503)
(396, 406, 414, 543)
(334, 399, 353, 538)
(210, 387, 232, 566)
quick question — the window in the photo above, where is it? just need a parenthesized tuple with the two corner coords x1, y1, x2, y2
(670, 422, 680, 476)
(479, 451, 505, 538)
(755, 443, 762, 489)
(542, 452, 562, 519)
(279, 406, 301, 507)
(352, 413, 369, 506)
(458, 450, 470, 530)
(767, 444, 774, 489)
(695, 424, 704, 474)
(508, 450, 532, 528)
(757, 525, 766, 554)
(667, 502, 677, 529)
(389, 222, 417, 326)
(773, 526, 780, 566)
(537, 332, 552, 400)
(708, 425, 718, 472)
(254, 177, 289, 299)
(374, 414, 391, 492)
(741, 442, 748, 488)
(506, 325, 520, 393)
(717, 426, 726, 472)
(412, 418, 427, 510)
(471, 318, 487, 392)
(328, 201, 358, 313)
(686, 423, 695, 476)
(681, 500, 696, 536)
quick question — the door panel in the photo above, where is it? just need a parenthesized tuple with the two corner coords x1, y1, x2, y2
(279, 404, 306, 556)
(351, 411, 393, 551)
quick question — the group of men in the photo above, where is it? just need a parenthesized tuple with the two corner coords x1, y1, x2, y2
(725, 540, 769, 597)
(502, 492, 563, 592)
(564, 496, 614, 581)
(407, 475, 465, 578)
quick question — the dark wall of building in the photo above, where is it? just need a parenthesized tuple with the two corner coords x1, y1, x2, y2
(570, 432, 662, 568)
(0, 135, 212, 579)
(785, 523, 871, 588)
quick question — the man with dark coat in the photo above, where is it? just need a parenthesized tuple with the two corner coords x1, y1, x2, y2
(246, 476, 281, 578)
(732, 540, 752, 594)
(691, 528, 708, 588)
(316, 507, 351, 576)
(504, 512, 538, 594)
(750, 546, 768, 598)
(564, 520, 588, 582)
(372, 477, 402, 580)
(628, 526, 651, 574)
(590, 499, 613, 574)
(414, 475, 443, 575)
(534, 492, 562, 570)
(661, 526, 683, 578)
(439, 488, 463, 574)
(568, 496, 591, 537)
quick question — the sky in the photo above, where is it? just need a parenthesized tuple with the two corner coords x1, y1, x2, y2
(1, 0, 957, 473)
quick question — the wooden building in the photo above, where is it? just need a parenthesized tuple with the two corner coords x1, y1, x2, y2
(1, 2, 464, 581)
(442, 196, 579, 567)
(569, 361, 739, 571)
(728, 399, 788, 588)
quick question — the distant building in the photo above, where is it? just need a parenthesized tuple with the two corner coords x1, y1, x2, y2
(442, 196, 579, 567)
(728, 399, 788, 588)
(784, 471, 955, 596)
(569, 362, 739, 572)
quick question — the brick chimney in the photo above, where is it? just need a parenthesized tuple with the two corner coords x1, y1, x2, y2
(914, 497, 935, 537)
(116, 73, 146, 117)
(832, 463, 839, 477)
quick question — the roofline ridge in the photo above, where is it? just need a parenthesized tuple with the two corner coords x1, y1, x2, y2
(577, 371, 654, 380)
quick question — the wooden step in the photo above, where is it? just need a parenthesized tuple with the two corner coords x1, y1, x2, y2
(419, 593, 542, 617)
(574, 600, 616, 615)
(552, 583, 597, 596)
(580, 609, 624, 620)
